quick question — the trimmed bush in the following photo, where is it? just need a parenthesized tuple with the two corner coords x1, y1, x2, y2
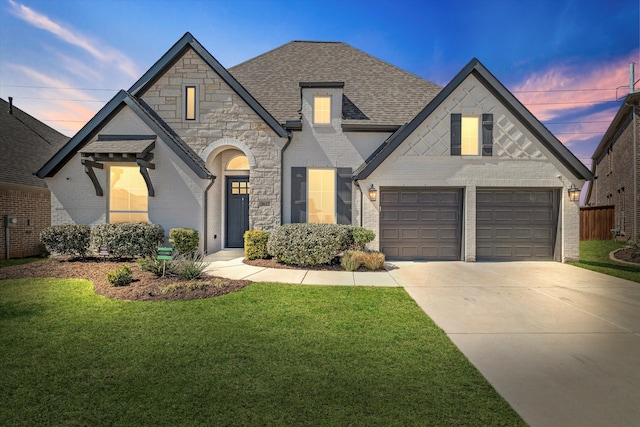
(106, 265, 133, 286)
(91, 223, 164, 258)
(267, 223, 352, 266)
(341, 250, 361, 271)
(169, 228, 199, 256)
(40, 224, 91, 258)
(244, 230, 270, 260)
(350, 227, 376, 251)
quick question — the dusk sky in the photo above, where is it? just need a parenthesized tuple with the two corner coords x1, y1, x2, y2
(1, 0, 639, 170)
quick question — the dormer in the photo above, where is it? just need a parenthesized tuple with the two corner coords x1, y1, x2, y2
(299, 82, 344, 129)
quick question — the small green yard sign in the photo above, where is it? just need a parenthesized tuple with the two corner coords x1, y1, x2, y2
(157, 247, 173, 260)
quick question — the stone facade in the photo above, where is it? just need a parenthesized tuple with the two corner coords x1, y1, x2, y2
(589, 111, 640, 240)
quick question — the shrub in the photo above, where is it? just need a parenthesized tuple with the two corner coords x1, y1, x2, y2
(106, 265, 133, 286)
(173, 254, 208, 280)
(40, 224, 91, 258)
(169, 228, 199, 256)
(137, 257, 174, 277)
(341, 250, 386, 271)
(91, 223, 164, 258)
(350, 227, 376, 251)
(267, 223, 352, 266)
(341, 250, 361, 271)
(244, 230, 270, 260)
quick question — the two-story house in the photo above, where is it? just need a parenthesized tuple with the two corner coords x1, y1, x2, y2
(37, 33, 592, 262)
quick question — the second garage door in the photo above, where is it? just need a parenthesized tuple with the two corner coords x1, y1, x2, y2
(380, 188, 463, 261)
(476, 189, 559, 261)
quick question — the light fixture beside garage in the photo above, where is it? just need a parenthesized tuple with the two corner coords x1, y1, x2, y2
(368, 185, 377, 201)
(567, 184, 580, 202)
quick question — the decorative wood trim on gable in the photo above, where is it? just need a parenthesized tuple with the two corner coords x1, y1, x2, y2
(79, 135, 157, 197)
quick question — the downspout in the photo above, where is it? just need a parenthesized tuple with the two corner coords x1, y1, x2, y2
(203, 176, 215, 254)
(354, 180, 363, 226)
(280, 133, 293, 225)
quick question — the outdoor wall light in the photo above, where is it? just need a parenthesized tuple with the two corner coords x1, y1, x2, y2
(368, 184, 377, 201)
(568, 184, 580, 202)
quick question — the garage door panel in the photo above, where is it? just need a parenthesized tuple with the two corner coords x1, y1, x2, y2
(477, 189, 557, 261)
(381, 188, 462, 261)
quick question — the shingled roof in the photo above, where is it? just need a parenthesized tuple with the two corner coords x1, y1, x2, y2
(229, 41, 442, 128)
(0, 98, 69, 188)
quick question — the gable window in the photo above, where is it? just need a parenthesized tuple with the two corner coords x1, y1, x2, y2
(461, 116, 480, 155)
(185, 85, 197, 121)
(451, 113, 493, 156)
(291, 167, 352, 224)
(314, 96, 331, 124)
(109, 166, 148, 223)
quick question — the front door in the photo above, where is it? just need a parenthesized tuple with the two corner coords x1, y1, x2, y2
(226, 177, 250, 248)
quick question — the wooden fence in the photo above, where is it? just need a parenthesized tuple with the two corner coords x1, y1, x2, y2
(580, 206, 615, 241)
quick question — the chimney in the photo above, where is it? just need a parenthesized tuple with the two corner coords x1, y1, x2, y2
(8, 97, 13, 115)
(631, 63, 636, 93)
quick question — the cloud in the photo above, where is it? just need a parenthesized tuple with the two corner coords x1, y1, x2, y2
(8, 0, 139, 79)
(513, 50, 639, 122)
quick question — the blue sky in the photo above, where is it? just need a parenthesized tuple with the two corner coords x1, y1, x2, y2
(1, 0, 639, 168)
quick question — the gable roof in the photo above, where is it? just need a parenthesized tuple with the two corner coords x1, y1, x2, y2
(584, 90, 640, 204)
(36, 90, 212, 179)
(354, 58, 594, 181)
(0, 98, 69, 188)
(229, 41, 442, 128)
(128, 32, 288, 138)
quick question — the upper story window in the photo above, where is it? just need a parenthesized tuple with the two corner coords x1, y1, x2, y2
(461, 116, 480, 155)
(109, 166, 148, 223)
(451, 113, 493, 156)
(226, 155, 250, 171)
(185, 85, 197, 121)
(313, 96, 331, 124)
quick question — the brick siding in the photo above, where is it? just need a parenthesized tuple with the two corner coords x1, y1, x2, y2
(0, 183, 51, 259)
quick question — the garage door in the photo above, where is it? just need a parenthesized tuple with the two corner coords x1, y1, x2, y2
(476, 189, 559, 261)
(380, 188, 462, 260)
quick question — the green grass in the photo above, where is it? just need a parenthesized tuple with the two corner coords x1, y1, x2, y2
(0, 278, 524, 426)
(0, 257, 41, 268)
(571, 240, 640, 283)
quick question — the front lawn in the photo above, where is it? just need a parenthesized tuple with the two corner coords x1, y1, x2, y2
(572, 240, 640, 283)
(0, 278, 524, 426)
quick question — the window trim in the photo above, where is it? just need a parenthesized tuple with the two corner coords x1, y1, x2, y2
(184, 84, 198, 121)
(313, 95, 332, 125)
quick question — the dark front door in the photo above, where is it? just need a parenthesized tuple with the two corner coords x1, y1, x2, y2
(226, 177, 250, 248)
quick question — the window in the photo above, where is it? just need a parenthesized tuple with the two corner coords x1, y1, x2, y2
(109, 166, 148, 223)
(185, 85, 197, 121)
(308, 169, 336, 223)
(314, 96, 331, 124)
(226, 155, 250, 171)
(451, 113, 493, 156)
(461, 116, 480, 155)
(231, 181, 250, 195)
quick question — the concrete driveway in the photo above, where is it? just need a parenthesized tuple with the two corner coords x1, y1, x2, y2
(388, 261, 640, 427)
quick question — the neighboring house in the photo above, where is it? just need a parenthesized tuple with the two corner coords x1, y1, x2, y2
(585, 91, 640, 241)
(1, 97, 69, 258)
(37, 33, 592, 262)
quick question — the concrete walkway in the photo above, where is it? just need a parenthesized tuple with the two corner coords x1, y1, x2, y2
(203, 249, 399, 287)
(205, 251, 640, 426)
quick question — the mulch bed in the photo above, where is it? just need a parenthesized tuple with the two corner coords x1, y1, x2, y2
(612, 247, 640, 265)
(0, 257, 252, 302)
(243, 257, 386, 272)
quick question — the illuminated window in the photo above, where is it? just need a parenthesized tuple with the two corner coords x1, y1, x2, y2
(227, 155, 250, 171)
(231, 181, 250, 195)
(314, 96, 331, 124)
(185, 85, 197, 120)
(109, 166, 148, 223)
(461, 116, 479, 155)
(308, 169, 335, 223)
